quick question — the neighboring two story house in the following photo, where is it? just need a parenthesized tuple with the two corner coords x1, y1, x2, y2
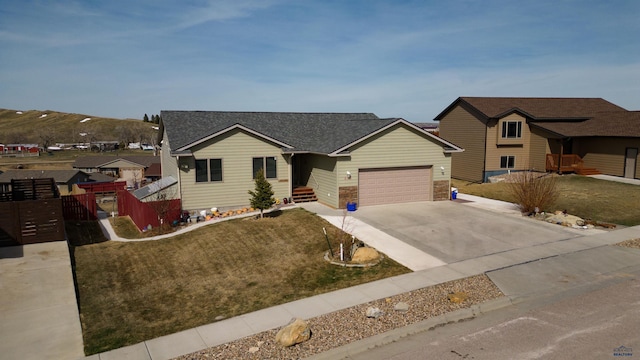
(158, 111, 463, 211)
(435, 97, 640, 182)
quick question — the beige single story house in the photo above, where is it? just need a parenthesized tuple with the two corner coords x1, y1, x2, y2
(435, 97, 640, 182)
(158, 111, 463, 211)
(72, 155, 161, 189)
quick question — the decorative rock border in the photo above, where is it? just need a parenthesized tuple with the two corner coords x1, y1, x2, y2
(323, 251, 384, 268)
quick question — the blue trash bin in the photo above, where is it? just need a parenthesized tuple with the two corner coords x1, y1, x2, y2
(346, 202, 357, 211)
(451, 188, 458, 200)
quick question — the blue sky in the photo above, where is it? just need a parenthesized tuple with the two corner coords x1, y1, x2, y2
(1, 0, 639, 122)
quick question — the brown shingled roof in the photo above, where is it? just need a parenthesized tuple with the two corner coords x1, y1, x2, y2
(435, 97, 639, 138)
(145, 162, 162, 177)
(532, 111, 640, 137)
(459, 97, 627, 119)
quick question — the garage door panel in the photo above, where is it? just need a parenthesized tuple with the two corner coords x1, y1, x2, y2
(359, 166, 431, 206)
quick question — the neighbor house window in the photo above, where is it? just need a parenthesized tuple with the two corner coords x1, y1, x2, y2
(501, 121, 522, 139)
(252, 157, 277, 179)
(500, 156, 515, 169)
(195, 158, 223, 182)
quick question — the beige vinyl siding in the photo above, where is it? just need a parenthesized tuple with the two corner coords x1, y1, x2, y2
(305, 154, 338, 208)
(179, 128, 290, 210)
(161, 129, 178, 179)
(438, 105, 486, 182)
(576, 137, 640, 178)
(341, 124, 450, 203)
(485, 114, 532, 172)
(529, 127, 551, 172)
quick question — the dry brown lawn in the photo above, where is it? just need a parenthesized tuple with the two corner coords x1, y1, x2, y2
(453, 174, 640, 226)
(71, 208, 410, 355)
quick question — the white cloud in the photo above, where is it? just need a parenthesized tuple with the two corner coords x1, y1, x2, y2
(175, 0, 283, 29)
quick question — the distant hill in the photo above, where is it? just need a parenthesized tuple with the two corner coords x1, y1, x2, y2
(0, 108, 159, 147)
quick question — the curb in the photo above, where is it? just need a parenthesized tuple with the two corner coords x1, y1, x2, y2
(304, 296, 514, 360)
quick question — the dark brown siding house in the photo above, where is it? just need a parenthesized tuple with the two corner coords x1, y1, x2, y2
(0, 170, 91, 195)
(435, 97, 640, 182)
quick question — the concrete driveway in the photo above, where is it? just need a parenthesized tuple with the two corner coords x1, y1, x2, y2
(349, 199, 594, 264)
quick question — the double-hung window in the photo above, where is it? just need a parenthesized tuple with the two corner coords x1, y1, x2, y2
(500, 156, 515, 169)
(252, 157, 277, 179)
(195, 159, 223, 182)
(501, 121, 522, 139)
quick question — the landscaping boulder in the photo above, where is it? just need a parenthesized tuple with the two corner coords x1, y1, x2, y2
(275, 318, 311, 347)
(366, 306, 384, 318)
(352, 247, 379, 264)
(394, 302, 409, 312)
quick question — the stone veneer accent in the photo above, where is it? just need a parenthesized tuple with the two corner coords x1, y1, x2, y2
(338, 186, 358, 209)
(433, 180, 450, 201)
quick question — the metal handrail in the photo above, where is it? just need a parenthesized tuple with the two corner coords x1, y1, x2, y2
(310, 172, 320, 189)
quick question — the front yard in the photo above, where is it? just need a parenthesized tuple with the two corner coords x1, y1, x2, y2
(69, 208, 410, 355)
(453, 174, 640, 226)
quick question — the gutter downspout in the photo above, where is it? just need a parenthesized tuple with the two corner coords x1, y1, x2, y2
(483, 120, 488, 182)
(177, 155, 184, 207)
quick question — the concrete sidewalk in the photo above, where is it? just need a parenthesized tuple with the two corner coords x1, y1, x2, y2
(0, 241, 84, 360)
(82, 201, 640, 360)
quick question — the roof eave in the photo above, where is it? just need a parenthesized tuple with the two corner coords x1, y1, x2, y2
(444, 147, 465, 153)
(171, 150, 193, 156)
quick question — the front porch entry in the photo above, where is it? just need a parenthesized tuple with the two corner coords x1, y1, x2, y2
(546, 138, 600, 175)
(291, 154, 318, 203)
(545, 154, 601, 175)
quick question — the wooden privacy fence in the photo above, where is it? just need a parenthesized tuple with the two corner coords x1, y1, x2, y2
(117, 189, 181, 231)
(76, 181, 126, 194)
(61, 193, 98, 221)
(0, 179, 65, 247)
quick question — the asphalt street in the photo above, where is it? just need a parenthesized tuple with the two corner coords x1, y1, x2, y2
(336, 250, 640, 360)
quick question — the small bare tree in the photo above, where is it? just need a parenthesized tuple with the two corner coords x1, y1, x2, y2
(330, 209, 356, 262)
(36, 128, 56, 150)
(508, 171, 559, 214)
(149, 186, 180, 231)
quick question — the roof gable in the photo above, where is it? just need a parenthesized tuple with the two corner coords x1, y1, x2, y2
(182, 124, 295, 151)
(73, 156, 160, 168)
(331, 119, 463, 155)
(98, 159, 146, 169)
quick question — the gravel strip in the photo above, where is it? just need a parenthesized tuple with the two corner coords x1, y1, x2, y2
(175, 274, 502, 360)
(615, 238, 640, 249)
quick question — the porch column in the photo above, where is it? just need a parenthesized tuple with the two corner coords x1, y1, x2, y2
(558, 141, 563, 173)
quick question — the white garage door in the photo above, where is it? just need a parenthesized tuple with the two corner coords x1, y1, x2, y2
(358, 166, 432, 206)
